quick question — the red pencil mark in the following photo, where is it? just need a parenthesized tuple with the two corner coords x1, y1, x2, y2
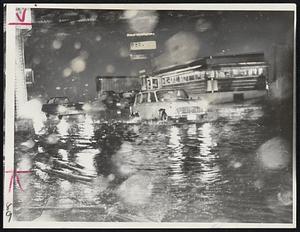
(16, 8, 26, 22)
(8, 8, 31, 26)
(5, 170, 32, 192)
(8, 22, 32, 26)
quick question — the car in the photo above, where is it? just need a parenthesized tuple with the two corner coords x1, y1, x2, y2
(118, 90, 138, 109)
(42, 97, 85, 119)
(99, 91, 121, 109)
(131, 89, 208, 121)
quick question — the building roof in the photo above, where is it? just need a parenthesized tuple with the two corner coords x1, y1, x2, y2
(96, 76, 139, 79)
(152, 52, 266, 76)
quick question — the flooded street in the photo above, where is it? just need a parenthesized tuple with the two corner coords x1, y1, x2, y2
(13, 102, 293, 223)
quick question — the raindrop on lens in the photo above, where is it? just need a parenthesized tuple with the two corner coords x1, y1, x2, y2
(52, 39, 62, 50)
(95, 35, 102, 41)
(106, 65, 115, 73)
(74, 42, 81, 50)
(63, 67, 72, 77)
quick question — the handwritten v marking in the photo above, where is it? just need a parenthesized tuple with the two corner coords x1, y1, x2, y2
(16, 8, 27, 22)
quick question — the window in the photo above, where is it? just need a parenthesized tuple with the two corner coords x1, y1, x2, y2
(206, 71, 214, 78)
(166, 77, 171, 84)
(240, 69, 248, 76)
(150, 92, 156, 102)
(218, 71, 225, 78)
(176, 76, 180, 82)
(232, 69, 239, 76)
(258, 68, 263, 75)
(253, 68, 258, 75)
(227, 71, 232, 77)
(152, 79, 158, 88)
(157, 89, 189, 102)
(189, 75, 195, 81)
(48, 98, 55, 104)
(142, 93, 148, 103)
(251, 68, 258, 76)
(55, 98, 69, 104)
(136, 94, 142, 104)
(147, 79, 151, 89)
(162, 78, 166, 85)
(199, 71, 205, 79)
(170, 76, 175, 84)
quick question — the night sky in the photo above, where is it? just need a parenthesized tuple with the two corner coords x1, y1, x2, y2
(24, 9, 294, 101)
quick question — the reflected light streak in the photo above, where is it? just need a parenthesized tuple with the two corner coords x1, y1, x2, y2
(58, 149, 68, 161)
(187, 124, 197, 138)
(32, 113, 47, 135)
(197, 123, 221, 184)
(56, 118, 69, 136)
(75, 149, 99, 175)
(217, 105, 263, 120)
(168, 126, 185, 183)
(79, 115, 94, 138)
(198, 122, 214, 157)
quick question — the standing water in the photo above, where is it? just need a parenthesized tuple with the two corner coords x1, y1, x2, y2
(13, 103, 293, 223)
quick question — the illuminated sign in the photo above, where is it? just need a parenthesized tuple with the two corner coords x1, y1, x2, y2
(130, 54, 148, 60)
(25, 68, 34, 85)
(130, 41, 157, 51)
(127, 32, 155, 37)
(160, 71, 205, 86)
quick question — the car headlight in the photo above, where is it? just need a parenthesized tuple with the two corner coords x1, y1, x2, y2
(57, 105, 67, 113)
(116, 102, 121, 107)
(82, 103, 92, 111)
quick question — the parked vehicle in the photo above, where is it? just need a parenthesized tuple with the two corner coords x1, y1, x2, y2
(42, 97, 84, 119)
(99, 91, 121, 109)
(118, 90, 138, 109)
(131, 89, 208, 121)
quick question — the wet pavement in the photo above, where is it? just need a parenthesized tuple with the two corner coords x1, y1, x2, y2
(13, 102, 293, 223)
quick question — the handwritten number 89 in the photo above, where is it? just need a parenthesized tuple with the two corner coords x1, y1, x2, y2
(6, 202, 12, 223)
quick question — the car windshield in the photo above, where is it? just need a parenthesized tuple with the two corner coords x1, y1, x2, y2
(55, 98, 69, 104)
(156, 89, 189, 102)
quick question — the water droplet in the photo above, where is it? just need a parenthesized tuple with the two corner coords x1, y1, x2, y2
(95, 35, 102, 41)
(257, 137, 291, 170)
(74, 42, 81, 50)
(71, 57, 86, 73)
(63, 67, 72, 77)
(52, 39, 62, 50)
(106, 64, 115, 74)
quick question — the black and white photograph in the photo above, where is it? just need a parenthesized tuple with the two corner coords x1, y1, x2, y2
(3, 3, 296, 228)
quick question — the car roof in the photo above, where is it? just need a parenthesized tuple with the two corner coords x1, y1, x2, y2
(50, 96, 69, 98)
(137, 88, 184, 93)
(102, 90, 115, 93)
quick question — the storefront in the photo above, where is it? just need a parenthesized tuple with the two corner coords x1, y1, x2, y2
(142, 53, 269, 101)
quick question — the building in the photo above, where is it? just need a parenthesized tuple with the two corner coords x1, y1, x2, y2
(143, 53, 269, 103)
(95, 76, 141, 97)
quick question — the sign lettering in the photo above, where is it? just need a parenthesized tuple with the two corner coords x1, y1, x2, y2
(130, 41, 157, 51)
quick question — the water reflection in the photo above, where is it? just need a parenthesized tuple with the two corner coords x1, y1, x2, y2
(168, 126, 185, 184)
(198, 123, 214, 157)
(79, 115, 94, 139)
(56, 118, 69, 136)
(75, 149, 98, 176)
(13, 103, 293, 223)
